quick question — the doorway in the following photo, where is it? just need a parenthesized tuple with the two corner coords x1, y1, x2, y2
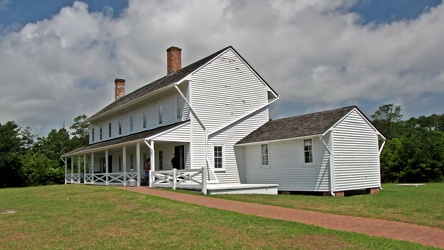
(174, 145, 185, 170)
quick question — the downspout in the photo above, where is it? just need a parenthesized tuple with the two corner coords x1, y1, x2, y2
(174, 83, 209, 194)
(319, 132, 336, 196)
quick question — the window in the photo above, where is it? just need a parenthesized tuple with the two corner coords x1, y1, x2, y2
(159, 150, 163, 170)
(143, 110, 148, 128)
(129, 154, 134, 170)
(214, 146, 223, 168)
(118, 156, 122, 171)
(261, 144, 269, 166)
(176, 97, 183, 120)
(92, 128, 95, 142)
(129, 115, 134, 132)
(158, 105, 163, 124)
(108, 123, 112, 138)
(99, 126, 103, 140)
(118, 119, 122, 135)
(304, 139, 313, 163)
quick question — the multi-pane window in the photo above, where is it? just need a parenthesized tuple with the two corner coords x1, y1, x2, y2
(108, 123, 112, 137)
(92, 128, 95, 142)
(304, 139, 313, 163)
(214, 146, 223, 168)
(261, 144, 269, 166)
(159, 150, 163, 170)
(177, 97, 183, 120)
(158, 105, 163, 124)
(143, 110, 148, 128)
(129, 114, 134, 132)
(99, 126, 103, 140)
(118, 119, 122, 135)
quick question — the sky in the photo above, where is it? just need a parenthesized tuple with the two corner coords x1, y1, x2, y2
(0, 0, 443, 137)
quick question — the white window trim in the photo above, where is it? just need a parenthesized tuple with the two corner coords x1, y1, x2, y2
(303, 138, 314, 165)
(118, 119, 122, 135)
(129, 114, 134, 132)
(158, 104, 163, 125)
(213, 145, 226, 172)
(143, 110, 148, 128)
(261, 144, 270, 168)
(176, 97, 183, 120)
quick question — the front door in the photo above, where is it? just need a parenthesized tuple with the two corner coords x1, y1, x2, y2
(174, 145, 185, 169)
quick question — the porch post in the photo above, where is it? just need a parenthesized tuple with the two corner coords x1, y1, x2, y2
(83, 155, 86, 184)
(123, 146, 127, 186)
(136, 143, 141, 186)
(105, 149, 109, 185)
(64, 157, 67, 184)
(150, 140, 155, 171)
(77, 156, 81, 184)
(91, 153, 95, 184)
(70, 157, 74, 184)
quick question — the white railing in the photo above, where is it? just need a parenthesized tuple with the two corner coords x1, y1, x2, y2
(65, 173, 80, 183)
(84, 174, 93, 184)
(151, 169, 203, 189)
(66, 172, 138, 186)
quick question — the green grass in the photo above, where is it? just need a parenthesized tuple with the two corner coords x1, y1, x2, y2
(184, 183, 444, 230)
(0, 185, 435, 249)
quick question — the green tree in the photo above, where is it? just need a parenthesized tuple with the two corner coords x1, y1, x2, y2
(69, 114, 89, 148)
(0, 121, 24, 187)
(371, 103, 403, 139)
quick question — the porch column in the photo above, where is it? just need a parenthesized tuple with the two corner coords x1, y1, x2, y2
(105, 150, 109, 185)
(91, 153, 95, 184)
(64, 157, 67, 184)
(148, 140, 155, 188)
(150, 140, 155, 171)
(136, 143, 141, 186)
(123, 146, 127, 186)
(70, 157, 74, 184)
(83, 155, 86, 184)
(77, 156, 81, 184)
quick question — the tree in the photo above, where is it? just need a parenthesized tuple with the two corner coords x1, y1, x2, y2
(0, 121, 24, 187)
(69, 114, 89, 148)
(371, 103, 403, 139)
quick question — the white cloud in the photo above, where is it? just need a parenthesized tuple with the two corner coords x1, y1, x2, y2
(0, 0, 443, 136)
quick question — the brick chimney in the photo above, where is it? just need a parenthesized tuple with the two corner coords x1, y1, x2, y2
(114, 78, 125, 101)
(167, 46, 182, 74)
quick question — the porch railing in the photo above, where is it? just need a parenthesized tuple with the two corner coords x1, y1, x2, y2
(66, 172, 137, 186)
(150, 169, 202, 189)
(65, 173, 80, 184)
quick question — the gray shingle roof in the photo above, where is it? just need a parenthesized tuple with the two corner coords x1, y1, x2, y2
(236, 106, 356, 145)
(64, 121, 189, 156)
(87, 46, 232, 121)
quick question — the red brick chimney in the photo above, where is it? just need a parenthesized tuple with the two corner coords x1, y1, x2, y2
(167, 46, 182, 74)
(114, 78, 125, 101)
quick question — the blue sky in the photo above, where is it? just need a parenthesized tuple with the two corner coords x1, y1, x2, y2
(0, 0, 443, 136)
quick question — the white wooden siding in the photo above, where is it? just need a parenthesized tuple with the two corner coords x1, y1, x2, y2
(242, 137, 330, 191)
(332, 109, 381, 191)
(190, 48, 272, 184)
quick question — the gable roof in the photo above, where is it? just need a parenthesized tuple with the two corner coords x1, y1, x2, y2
(63, 120, 189, 157)
(87, 46, 232, 122)
(236, 106, 356, 145)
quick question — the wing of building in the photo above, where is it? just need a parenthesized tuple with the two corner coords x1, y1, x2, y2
(63, 46, 384, 196)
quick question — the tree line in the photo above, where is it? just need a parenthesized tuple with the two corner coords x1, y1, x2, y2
(372, 104, 444, 183)
(0, 115, 88, 188)
(1, 105, 443, 188)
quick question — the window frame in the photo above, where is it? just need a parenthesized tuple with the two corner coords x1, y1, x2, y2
(129, 114, 134, 132)
(118, 119, 122, 135)
(143, 110, 148, 128)
(303, 138, 314, 164)
(91, 128, 95, 142)
(213, 146, 224, 170)
(176, 97, 183, 120)
(99, 126, 103, 140)
(158, 104, 163, 124)
(108, 122, 112, 138)
(261, 144, 269, 167)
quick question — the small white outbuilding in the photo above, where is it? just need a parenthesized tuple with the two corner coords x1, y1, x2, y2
(236, 106, 386, 195)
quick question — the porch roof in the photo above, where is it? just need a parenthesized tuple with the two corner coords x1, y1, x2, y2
(63, 120, 189, 157)
(236, 106, 356, 145)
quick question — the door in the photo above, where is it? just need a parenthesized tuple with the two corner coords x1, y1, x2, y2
(108, 155, 112, 173)
(174, 145, 185, 170)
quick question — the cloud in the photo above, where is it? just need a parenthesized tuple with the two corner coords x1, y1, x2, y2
(0, 0, 443, 136)
(0, 0, 10, 10)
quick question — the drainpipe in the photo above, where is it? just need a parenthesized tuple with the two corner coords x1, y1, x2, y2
(174, 83, 209, 194)
(319, 132, 336, 196)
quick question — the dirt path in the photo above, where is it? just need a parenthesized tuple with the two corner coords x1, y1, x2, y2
(119, 186, 444, 249)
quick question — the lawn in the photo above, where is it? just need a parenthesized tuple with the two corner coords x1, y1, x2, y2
(195, 183, 444, 230)
(0, 185, 435, 249)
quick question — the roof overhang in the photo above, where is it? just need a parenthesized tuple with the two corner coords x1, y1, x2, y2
(235, 133, 323, 147)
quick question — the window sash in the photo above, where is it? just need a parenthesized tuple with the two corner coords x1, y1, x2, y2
(214, 146, 223, 168)
(261, 144, 269, 166)
(108, 123, 112, 138)
(304, 139, 313, 163)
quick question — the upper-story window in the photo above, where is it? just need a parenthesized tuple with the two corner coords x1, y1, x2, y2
(108, 123, 112, 138)
(143, 110, 148, 128)
(92, 128, 95, 142)
(214, 146, 223, 168)
(129, 114, 134, 132)
(118, 119, 122, 135)
(176, 97, 183, 120)
(304, 139, 313, 163)
(99, 126, 103, 140)
(261, 144, 269, 166)
(158, 105, 163, 124)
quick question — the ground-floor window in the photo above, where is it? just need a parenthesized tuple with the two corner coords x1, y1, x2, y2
(159, 150, 163, 170)
(118, 156, 122, 171)
(304, 139, 313, 163)
(261, 144, 269, 166)
(214, 146, 223, 168)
